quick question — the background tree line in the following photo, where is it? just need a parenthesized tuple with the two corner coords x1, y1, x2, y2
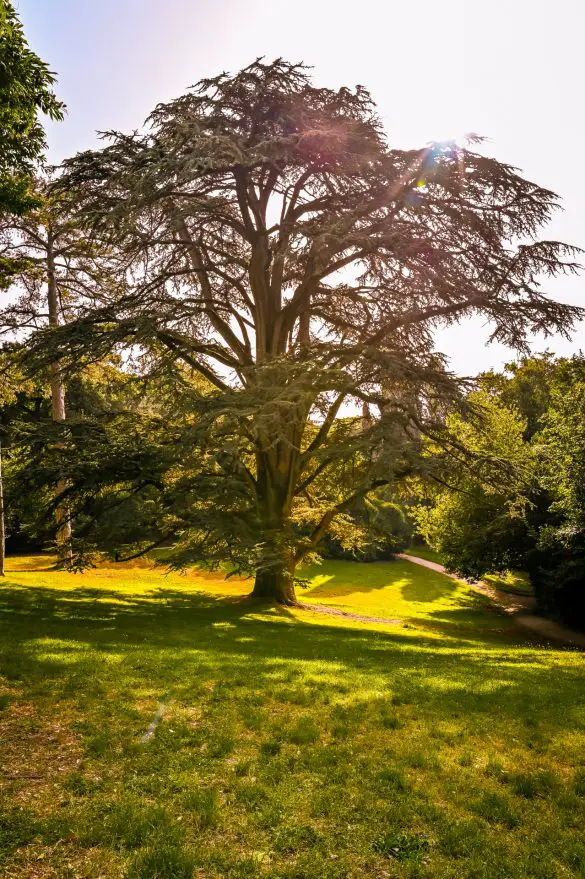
(414, 353, 585, 628)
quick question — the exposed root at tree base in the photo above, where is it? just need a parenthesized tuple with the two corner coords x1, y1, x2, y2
(246, 594, 298, 607)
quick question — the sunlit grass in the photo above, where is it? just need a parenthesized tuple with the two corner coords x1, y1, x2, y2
(0, 556, 583, 878)
(404, 546, 534, 597)
(484, 570, 533, 596)
(301, 558, 499, 631)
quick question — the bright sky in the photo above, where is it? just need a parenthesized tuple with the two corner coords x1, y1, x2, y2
(16, 0, 585, 375)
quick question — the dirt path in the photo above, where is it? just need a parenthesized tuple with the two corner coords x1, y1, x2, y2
(296, 602, 403, 626)
(514, 615, 585, 649)
(399, 553, 585, 649)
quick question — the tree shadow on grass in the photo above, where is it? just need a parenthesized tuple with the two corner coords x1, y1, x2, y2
(0, 581, 583, 731)
(302, 558, 458, 603)
(399, 571, 458, 603)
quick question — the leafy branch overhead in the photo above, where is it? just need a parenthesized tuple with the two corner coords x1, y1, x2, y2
(0, 1, 64, 213)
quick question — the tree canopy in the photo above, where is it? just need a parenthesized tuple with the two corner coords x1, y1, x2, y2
(15, 58, 582, 602)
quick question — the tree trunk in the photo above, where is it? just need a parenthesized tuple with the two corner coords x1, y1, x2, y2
(0, 440, 5, 578)
(47, 231, 72, 563)
(250, 412, 305, 605)
(252, 564, 296, 605)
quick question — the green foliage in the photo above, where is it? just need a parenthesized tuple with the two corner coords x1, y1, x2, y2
(526, 358, 585, 625)
(481, 353, 557, 440)
(323, 489, 412, 560)
(415, 391, 533, 579)
(0, 357, 206, 559)
(0, 178, 122, 334)
(538, 359, 585, 533)
(413, 354, 585, 626)
(0, 2, 64, 214)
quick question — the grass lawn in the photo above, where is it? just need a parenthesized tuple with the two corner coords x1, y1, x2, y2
(1, 557, 584, 879)
(301, 559, 511, 632)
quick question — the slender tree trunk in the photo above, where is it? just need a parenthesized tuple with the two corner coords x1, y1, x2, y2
(47, 231, 72, 563)
(0, 440, 5, 578)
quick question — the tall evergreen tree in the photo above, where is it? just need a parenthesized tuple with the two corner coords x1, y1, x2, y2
(40, 59, 581, 602)
(0, 179, 121, 558)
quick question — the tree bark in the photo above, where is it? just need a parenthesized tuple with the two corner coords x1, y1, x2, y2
(251, 564, 296, 604)
(47, 229, 72, 563)
(250, 443, 300, 605)
(0, 440, 5, 577)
